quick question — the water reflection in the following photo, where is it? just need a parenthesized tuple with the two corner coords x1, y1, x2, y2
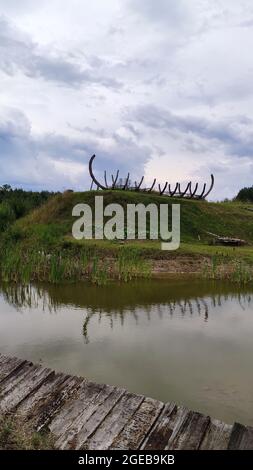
(1, 281, 253, 344)
(1, 279, 253, 427)
(1, 283, 58, 313)
(82, 293, 253, 343)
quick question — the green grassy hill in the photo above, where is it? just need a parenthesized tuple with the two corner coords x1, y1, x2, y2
(15, 189, 253, 243)
(1, 190, 253, 283)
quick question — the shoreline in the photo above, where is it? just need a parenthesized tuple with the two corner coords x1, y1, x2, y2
(0, 252, 252, 284)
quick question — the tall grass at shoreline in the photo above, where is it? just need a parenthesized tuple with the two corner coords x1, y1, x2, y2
(1, 187, 253, 285)
(202, 255, 253, 284)
(0, 242, 151, 285)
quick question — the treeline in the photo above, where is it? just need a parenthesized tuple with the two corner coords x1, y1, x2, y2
(235, 186, 253, 202)
(0, 185, 57, 231)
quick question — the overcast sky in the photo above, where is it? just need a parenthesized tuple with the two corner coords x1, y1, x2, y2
(0, 0, 253, 199)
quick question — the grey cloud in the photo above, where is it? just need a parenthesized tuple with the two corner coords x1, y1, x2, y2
(67, 125, 107, 139)
(124, 124, 142, 139)
(0, 16, 122, 89)
(0, 0, 39, 14)
(108, 25, 125, 36)
(239, 18, 253, 28)
(128, 0, 189, 27)
(129, 105, 253, 158)
(0, 111, 151, 190)
(0, 113, 39, 188)
(196, 158, 253, 201)
(1, 1, 253, 199)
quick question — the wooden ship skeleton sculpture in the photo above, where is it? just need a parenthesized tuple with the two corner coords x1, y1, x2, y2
(89, 154, 214, 200)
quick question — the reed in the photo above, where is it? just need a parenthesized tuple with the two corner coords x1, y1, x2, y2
(116, 246, 151, 281)
(0, 242, 151, 285)
(202, 255, 253, 285)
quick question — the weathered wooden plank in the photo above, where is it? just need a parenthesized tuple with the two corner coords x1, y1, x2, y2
(0, 362, 53, 413)
(228, 423, 253, 450)
(0, 354, 11, 366)
(36, 376, 85, 432)
(0, 354, 12, 369)
(49, 381, 114, 439)
(167, 409, 210, 450)
(0, 361, 36, 395)
(110, 397, 164, 450)
(16, 372, 68, 417)
(0, 354, 251, 451)
(56, 385, 125, 450)
(16, 370, 84, 431)
(0, 353, 22, 368)
(0, 355, 27, 383)
(141, 402, 178, 450)
(82, 392, 144, 450)
(200, 419, 233, 450)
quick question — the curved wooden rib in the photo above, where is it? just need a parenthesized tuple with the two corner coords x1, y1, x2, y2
(89, 155, 215, 199)
(148, 178, 156, 192)
(202, 174, 214, 199)
(135, 176, 144, 191)
(168, 182, 179, 197)
(123, 173, 130, 190)
(89, 154, 107, 190)
(159, 182, 168, 195)
(111, 170, 119, 188)
(179, 182, 191, 198)
(198, 183, 206, 199)
(189, 182, 198, 198)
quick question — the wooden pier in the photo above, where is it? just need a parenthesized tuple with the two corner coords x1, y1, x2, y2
(0, 353, 253, 450)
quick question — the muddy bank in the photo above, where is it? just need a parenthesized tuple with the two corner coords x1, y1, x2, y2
(150, 256, 210, 274)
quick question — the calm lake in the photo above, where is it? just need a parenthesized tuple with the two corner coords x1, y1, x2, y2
(1, 278, 253, 426)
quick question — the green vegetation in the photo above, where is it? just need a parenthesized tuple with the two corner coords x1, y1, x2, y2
(202, 254, 253, 284)
(0, 243, 151, 285)
(14, 190, 253, 243)
(0, 184, 56, 231)
(235, 185, 253, 202)
(0, 415, 54, 450)
(1, 189, 253, 284)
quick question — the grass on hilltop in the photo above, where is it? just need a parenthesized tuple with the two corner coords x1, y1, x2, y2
(1, 190, 253, 284)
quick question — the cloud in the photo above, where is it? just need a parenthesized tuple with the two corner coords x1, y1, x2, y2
(128, 0, 190, 27)
(0, 1, 253, 199)
(128, 105, 253, 159)
(0, 113, 89, 190)
(0, 110, 151, 190)
(0, 0, 39, 14)
(0, 16, 122, 89)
